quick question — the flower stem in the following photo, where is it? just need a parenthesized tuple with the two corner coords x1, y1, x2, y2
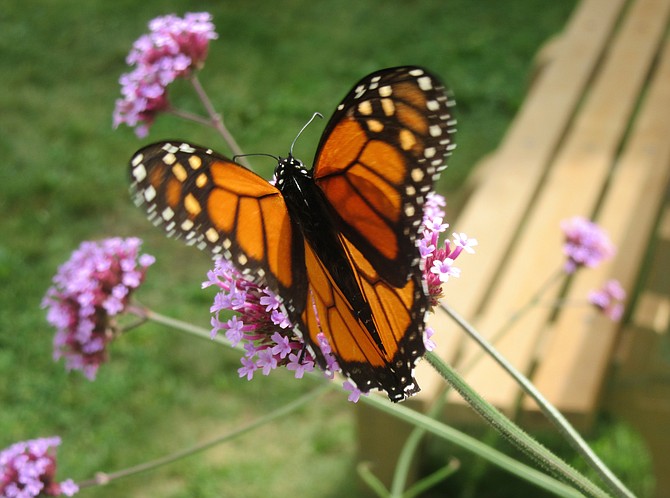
(453, 267, 564, 376)
(359, 392, 588, 498)
(489, 267, 565, 346)
(389, 386, 449, 496)
(439, 301, 635, 498)
(75, 385, 329, 489)
(126, 304, 243, 354)
(424, 350, 610, 497)
(189, 74, 250, 168)
(166, 107, 214, 127)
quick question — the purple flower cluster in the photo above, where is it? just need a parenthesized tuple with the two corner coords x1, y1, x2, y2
(588, 279, 626, 321)
(205, 259, 314, 380)
(419, 192, 477, 307)
(42, 238, 155, 380)
(561, 216, 615, 273)
(0, 437, 78, 497)
(113, 12, 217, 137)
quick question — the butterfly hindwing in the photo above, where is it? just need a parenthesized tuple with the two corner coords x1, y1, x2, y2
(300, 232, 427, 401)
(129, 141, 306, 304)
(313, 66, 455, 287)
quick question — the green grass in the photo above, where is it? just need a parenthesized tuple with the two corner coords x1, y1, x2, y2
(1, 0, 636, 496)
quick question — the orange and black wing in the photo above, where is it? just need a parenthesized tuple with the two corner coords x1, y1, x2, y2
(129, 141, 306, 303)
(301, 234, 427, 401)
(301, 67, 455, 400)
(312, 66, 455, 287)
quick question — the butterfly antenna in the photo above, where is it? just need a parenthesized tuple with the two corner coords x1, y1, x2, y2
(232, 152, 279, 164)
(290, 112, 323, 156)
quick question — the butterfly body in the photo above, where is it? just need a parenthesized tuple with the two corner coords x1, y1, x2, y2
(130, 66, 456, 401)
(275, 154, 383, 349)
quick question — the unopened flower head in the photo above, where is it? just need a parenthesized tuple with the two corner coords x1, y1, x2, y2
(0, 436, 78, 497)
(42, 237, 155, 380)
(114, 12, 218, 137)
(561, 216, 615, 273)
(588, 279, 626, 321)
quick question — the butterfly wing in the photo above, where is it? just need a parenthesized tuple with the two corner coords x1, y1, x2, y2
(297, 67, 455, 400)
(312, 66, 455, 286)
(129, 141, 306, 304)
(301, 233, 427, 401)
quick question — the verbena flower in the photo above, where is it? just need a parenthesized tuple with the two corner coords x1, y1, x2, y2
(205, 192, 470, 400)
(343, 380, 367, 403)
(588, 279, 626, 321)
(561, 216, 615, 273)
(0, 437, 78, 497)
(420, 192, 477, 308)
(204, 260, 334, 381)
(113, 12, 218, 137)
(42, 237, 155, 380)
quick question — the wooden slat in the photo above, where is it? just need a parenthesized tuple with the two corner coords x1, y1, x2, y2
(525, 35, 670, 423)
(446, 0, 670, 414)
(633, 291, 670, 334)
(414, 0, 628, 400)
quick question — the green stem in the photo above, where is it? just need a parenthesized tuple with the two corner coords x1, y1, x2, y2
(495, 267, 565, 337)
(359, 393, 588, 498)
(388, 268, 566, 496)
(166, 106, 213, 127)
(458, 267, 565, 374)
(404, 460, 460, 498)
(126, 304, 241, 353)
(389, 386, 448, 497)
(426, 351, 609, 497)
(440, 302, 635, 498)
(189, 74, 250, 168)
(75, 385, 328, 489)
(125, 304, 621, 496)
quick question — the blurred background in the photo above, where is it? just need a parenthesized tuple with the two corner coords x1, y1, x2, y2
(3, 0, 656, 496)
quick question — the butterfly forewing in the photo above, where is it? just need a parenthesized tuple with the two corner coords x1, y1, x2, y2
(313, 66, 456, 287)
(129, 141, 306, 301)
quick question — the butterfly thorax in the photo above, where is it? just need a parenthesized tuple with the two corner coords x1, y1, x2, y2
(274, 155, 360, 286)
(274, 155, 383, 350)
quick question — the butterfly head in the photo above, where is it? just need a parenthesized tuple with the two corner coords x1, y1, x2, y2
(274, 154, 310, 190)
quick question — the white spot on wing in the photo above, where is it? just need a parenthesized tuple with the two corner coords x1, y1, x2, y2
(144, 185, 156, 202)
(426, 100, 440, 111)
(163, 153, 176, 165)
(132, 163, 146, 182)
(162, 207, 174, 221)
(379, 85, 392, 97)
(417, 76, 432, 91)
(206, 228, 219, 243)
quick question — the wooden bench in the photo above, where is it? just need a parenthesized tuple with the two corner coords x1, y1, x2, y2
(357, 0, 670, 490)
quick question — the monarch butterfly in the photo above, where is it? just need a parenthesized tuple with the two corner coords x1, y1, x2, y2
(129, 66, 455, 402)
